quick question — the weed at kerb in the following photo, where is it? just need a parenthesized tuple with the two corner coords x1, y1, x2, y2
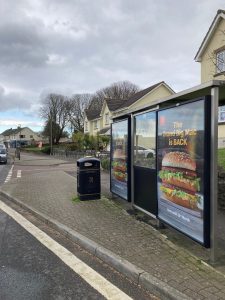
(72, 196, 80, 203)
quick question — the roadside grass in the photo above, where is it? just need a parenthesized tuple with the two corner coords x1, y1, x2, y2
(218, 148, 225, 170)
(72, 196, 80, 203)
(22, 146, 225, 170)
(23, 147, 42, 153)
(22, 146, 51, 155)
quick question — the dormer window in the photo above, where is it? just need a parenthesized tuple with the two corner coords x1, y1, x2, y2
(216, 49, 225, 73)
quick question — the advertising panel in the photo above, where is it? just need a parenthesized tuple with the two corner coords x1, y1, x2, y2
(111, 119, 128, 200)
(157, 99, 209, 245)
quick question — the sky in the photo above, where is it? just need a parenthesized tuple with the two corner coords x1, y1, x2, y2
(0, 0, 224, 134)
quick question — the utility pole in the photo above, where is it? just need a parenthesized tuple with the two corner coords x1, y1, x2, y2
(50, 112, 53, 156)
(18, 124, 21, 147)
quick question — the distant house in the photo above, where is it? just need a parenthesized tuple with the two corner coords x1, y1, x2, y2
(84, 81, 174, 136)
(195, 9, 225, 146)
(1, 127, 41, 147)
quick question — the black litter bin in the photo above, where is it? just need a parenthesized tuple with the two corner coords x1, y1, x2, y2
(77, 157, 101, 200)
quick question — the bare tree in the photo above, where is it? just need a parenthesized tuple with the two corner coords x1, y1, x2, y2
(68, 93, 92, 132)
(40, 93, 70, 144)
(88, 80, 139, 111)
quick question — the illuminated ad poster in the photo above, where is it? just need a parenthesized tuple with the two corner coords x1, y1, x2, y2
(111, 119, 128, 200)
(157, 99, 209, 245)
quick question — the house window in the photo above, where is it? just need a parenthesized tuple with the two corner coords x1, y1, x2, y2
(105, 113, 109, 125)
(30, 135, 33, 138)
(20, 135, 25, 138)
(94, 120, 98, 129)
(216, 50, 225, 73)
(85, 121, 88, 131)
(218, 106, 225, 123)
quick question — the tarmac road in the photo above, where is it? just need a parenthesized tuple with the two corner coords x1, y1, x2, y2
(0, 162, 11, 186)
(0, 201, 157, 300)
(3, 151, 225, 299)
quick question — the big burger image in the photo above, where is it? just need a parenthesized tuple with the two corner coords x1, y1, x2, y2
(159, 151, 201, 210)
(112, 149, 127, 182)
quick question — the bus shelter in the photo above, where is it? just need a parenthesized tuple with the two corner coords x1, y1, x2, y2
(110, 80, 225, 263)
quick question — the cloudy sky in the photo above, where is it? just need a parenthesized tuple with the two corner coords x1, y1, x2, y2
(0, 0, 224, 134)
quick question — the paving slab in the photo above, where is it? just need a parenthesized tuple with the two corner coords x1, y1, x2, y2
(1, 154, 225, 299)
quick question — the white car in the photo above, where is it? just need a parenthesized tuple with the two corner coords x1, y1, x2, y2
(135, 146, 155, 158)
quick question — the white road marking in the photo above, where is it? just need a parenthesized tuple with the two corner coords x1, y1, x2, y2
(4, 165, 14, 183)
(17, 170, 22, 178)
(0, 201, 132, 300)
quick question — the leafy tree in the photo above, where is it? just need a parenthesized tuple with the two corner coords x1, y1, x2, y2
(72, 131, 84, 150)
(99, 135, 110, 150)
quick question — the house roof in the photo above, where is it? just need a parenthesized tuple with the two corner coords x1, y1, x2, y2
(85, 81, 174, 120)
(1, 127, 26, 136)
(105, 98, 126, 111)
(117, 81, 172, 110)
(85, 109, 101, 121)
(98, 126, 110, 135)
(195, 9, 225, 62)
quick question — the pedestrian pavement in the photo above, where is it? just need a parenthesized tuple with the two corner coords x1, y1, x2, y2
(1, 153, 225, 300)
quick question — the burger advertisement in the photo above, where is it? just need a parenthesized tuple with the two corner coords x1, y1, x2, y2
(157, 99, 210, 245)
(111, 120, 128, 200)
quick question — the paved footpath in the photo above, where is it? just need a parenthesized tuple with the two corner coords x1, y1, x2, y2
(1, 153, 225, 299)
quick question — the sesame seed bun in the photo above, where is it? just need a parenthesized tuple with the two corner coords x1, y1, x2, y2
(162, 151, 196, 171)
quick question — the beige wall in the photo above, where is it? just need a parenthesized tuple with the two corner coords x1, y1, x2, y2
(218, 124, 225, 148)
(201, 18, 225, 83)
(92, 119, 103, 136)
(130, 85, 174, 110)
(218, 124, 225, 138)
(101, 104, 112, 128)
(15, 128, 40, 141)
(84, 116, 90, 134)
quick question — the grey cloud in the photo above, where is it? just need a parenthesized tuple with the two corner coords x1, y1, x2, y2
(0, 84, 34, 112)
(0, 21, 48, 67)
(0, 0, 224, 118)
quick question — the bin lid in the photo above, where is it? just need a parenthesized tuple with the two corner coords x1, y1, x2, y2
(77, 157, 101, 167)
(77, 157, 100, 163)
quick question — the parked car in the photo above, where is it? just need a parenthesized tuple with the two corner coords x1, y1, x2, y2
(0, 143, 6, 149)
(0, 148, 7, 164)
(134, 146, 155, 158)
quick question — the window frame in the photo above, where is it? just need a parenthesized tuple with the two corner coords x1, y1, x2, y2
(94, 120, 98, 129)
(218, 105, 225, 123)
(85, 121, 88, 131)
(215, 46, 225, 74)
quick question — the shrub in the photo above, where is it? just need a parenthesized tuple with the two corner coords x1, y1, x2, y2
(41, 146, 51, 154)
(101, 158, 110, 171)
